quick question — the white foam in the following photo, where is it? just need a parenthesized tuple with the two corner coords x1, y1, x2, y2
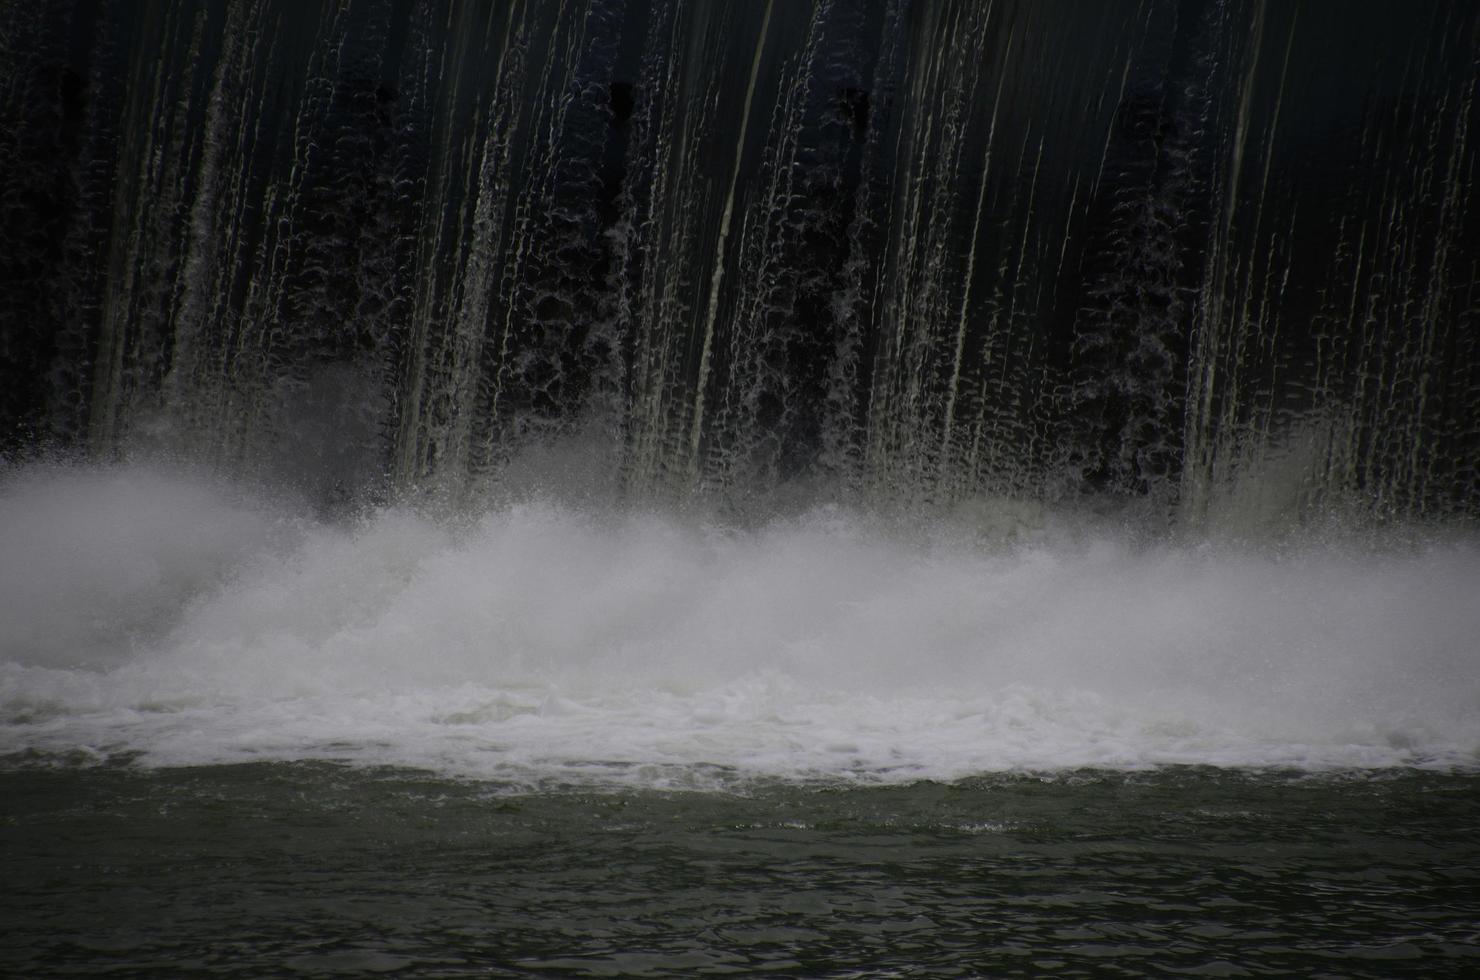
(2, 464, 1477, 786)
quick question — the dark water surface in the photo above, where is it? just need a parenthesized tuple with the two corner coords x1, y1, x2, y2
(3, 764, 1477, 977)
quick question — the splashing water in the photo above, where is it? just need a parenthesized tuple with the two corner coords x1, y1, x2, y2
(3, 463, 1475, 787)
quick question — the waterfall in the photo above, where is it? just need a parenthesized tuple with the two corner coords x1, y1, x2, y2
(1, 0, 1476, 524)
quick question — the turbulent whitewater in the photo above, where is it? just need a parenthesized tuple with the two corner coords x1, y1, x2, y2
(3, 464, 1476, 785)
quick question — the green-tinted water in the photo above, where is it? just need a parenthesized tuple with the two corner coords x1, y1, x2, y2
(3, 764, 1476, 977)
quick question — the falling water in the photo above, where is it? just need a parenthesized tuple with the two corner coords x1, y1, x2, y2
(5, 8, 1480, 975)
(0, 0, 1474, 522)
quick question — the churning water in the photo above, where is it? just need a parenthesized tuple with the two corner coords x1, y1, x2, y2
(3, 462, 1477, 784)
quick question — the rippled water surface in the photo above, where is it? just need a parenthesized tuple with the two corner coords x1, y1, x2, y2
(4, 764, 1477, 977)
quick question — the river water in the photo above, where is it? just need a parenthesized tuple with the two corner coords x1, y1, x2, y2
(4, 765, 1477, 978)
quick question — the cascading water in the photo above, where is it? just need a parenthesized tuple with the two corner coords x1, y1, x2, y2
(1, 0, 1477, 783)
(2, 0, 1479, 763)
(3, 7, 1480, 975)
(2, 0, 1474, 520)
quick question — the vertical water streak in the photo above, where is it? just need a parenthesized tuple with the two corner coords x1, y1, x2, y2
(1, 0, 1475, 523)
(685, 0, 776, 483)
